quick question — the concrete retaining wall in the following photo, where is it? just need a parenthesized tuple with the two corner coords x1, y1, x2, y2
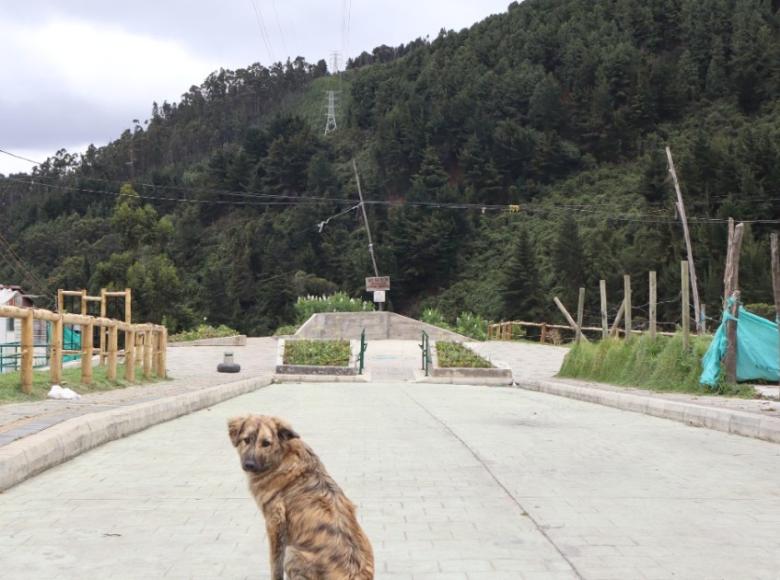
(295, 312, 467, 341)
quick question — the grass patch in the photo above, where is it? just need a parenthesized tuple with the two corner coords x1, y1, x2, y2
(436, 342, 493, 368)
(283, 340, 351, 367)
(0, 364, 163, 404)
(558, 335, 755, 397)
(170, 324, 239, 343)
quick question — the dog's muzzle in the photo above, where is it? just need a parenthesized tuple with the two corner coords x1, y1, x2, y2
(242, 458, 265, 473)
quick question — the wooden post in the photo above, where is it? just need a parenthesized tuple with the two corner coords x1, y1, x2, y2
(701, 305, 707, 334)
(160, 327, 167, 379)
(553, 297, 590, 343)
(21, 311, 34, 394)
(723, 222, 744, 384)
(576, 288, 585, 344)
(125, 288, 132, 323)
(610, 300, 625, 337)
(599, 280, 608, 340)
(667, 146, 703, 334)
(681, 261, 690, 351)
(80, 289, 87, 316)
(143, 328, 152, 379)
(649, 271, 657, 340)
(81, 320, 93, 385)
(125, 329, 136, 382)
(623, 275, 632, 338)
(107, 323, 118, 381)
(152, 330, 160, 377)
(723, 218, 736, 310)
(540, 323, 548, 345)
(50, 315, 63, 385)
(99, 288, 107, 366)
(57, 289, 64, 313)
(771, 233, 780, 399)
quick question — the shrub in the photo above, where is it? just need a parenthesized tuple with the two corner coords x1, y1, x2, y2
(421, 308, 452, 330)
(169, 324, 239, 342)
(745, 303, 776, 321)
(436, 342, 492, 368)
(294, 293, 375, 324)
(283, 340, 351, 366)
(455, 312, 489, 341)
(273, 324, 299, 336)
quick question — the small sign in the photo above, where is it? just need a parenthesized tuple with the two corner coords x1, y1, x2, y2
(373, 290, 386, 303)
(366, 276, 390, 291)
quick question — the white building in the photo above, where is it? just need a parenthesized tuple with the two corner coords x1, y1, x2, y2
(0, 285, 48, 372)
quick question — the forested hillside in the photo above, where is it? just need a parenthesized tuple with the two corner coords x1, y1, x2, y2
(1, 0, 779, 334)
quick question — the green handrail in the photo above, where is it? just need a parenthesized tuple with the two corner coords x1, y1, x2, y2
(419, 331, 431, 376)
(358, 329, 367, 375)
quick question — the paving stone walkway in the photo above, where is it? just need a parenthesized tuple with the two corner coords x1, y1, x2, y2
(0, 338, 277, 447)
(469, 341, 780, 419)
(1, 381, 779, 579)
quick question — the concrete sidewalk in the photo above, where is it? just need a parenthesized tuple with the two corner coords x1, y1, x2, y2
(2, 382, 779, 579)
(0, 338, 278, 448)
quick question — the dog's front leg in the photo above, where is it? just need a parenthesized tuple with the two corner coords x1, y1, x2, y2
(266, 505, 287, 580)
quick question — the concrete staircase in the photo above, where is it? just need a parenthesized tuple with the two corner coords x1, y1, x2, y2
(295, 312, 467, 341)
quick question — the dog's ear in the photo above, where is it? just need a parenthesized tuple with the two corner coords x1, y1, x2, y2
(274, 418, 299, 442)
(227, 416, 247, 447)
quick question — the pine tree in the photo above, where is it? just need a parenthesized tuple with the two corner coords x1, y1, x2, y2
(551, 214, 587, 307)
(501, 227, 543, 321)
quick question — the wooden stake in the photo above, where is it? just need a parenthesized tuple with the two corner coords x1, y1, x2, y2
(599, 280, 608, 340)
(770, 233, 780, 398)
(80, 289, 87, 316)
(152, 331, 160, 377)
(723, 218, 735, 310)
(576, 287, 585, 344)
(20, 311, 34, 394)
(99, 288, 107, 366)
(160, 327, 167, 379)
(610, 300, 626, 337)
(623, 275, 632, 338)
(107, 323, 118, 381)
(649, 271, 657, 340)
(723, 223, 744, 384)
(50, 315, 63, 385)
(681, 261, 690, 351)
(553, 297, 590, 343)
(125, 329, 136, 382)
(143, 329, 152, 379)
(667, 146, 703, 334)
(81, 321, 93, 385)
(125, 288, 132, 323)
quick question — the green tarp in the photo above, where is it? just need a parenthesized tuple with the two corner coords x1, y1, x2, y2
(700, 303, 779, 386)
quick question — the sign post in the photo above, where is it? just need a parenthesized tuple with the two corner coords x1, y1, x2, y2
(366, 277, 390, 309)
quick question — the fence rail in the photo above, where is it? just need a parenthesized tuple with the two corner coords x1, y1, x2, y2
(0, 304, 166, 394)
(487, 320, 677, 343)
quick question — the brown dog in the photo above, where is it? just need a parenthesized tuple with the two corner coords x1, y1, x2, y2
(228, 415, 374, 580)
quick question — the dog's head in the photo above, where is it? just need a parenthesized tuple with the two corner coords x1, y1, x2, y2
(227, 414, 300, 475)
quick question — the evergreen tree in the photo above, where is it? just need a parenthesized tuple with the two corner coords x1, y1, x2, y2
(551, 214, 587, 308)
(501, 227, 543, 320)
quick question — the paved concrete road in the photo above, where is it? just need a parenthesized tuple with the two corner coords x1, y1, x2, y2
(1, 383, 779, 580)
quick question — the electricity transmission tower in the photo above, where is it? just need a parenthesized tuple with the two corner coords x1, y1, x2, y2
(324, 90, 338, 135)
(324, 52, 341, 136)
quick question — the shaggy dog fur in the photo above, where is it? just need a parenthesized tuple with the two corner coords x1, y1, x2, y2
(228, 415, 374, 580)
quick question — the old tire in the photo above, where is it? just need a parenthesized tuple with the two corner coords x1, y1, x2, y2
(217, 363, 241, 373)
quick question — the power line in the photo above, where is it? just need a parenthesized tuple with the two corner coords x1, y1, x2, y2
(270, 0, 288, 57)
(0, 148, 44, 166)
(246, 0, 276, 63)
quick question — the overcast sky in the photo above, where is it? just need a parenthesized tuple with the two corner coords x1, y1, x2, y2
(0, 0, 510, 175)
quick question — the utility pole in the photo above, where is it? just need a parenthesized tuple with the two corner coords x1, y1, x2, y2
(666, 146, 702, 334)
(352, 159, 383, 310)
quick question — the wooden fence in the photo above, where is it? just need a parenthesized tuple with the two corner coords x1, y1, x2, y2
(0, 303, 166, 394)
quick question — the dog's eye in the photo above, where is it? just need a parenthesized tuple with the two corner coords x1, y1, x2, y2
(261, 439, 271, 447)
(242, 437, 251, 444)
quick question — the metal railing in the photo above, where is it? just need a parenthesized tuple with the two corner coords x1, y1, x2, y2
(358, 328, 367, 375)
(420, 331, 432, 376)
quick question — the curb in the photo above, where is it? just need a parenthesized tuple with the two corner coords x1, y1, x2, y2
(0, 376, 272, 492)
(518, 378, 780, 445)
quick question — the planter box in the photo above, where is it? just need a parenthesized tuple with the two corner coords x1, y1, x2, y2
(422, 342, 513, 386)
(274, 339, 361, 376)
